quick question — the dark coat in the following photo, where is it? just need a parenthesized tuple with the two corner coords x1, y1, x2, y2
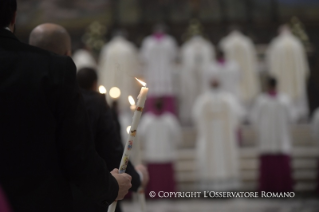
(76, 89, 141, 212)
(0, 29, 118, 212)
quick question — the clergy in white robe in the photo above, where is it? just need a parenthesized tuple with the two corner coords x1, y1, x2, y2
(179, 35, 215, 124)
(251, 77, 295, 192)
(140, 30, 178, 115)
(72, 48, 97, 71)
(266, 26, 309, 118)
(220, 30, 260, 106)
(139, 98, 181, 197)
(98, 35, 140, 111)
(202, 50, 242, 104)
(192, 79, 243, 191)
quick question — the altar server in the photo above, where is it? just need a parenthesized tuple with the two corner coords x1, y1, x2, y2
(140, 24, 178, 115)
(251, 77, 296, 192)
(139, 98, 182, 197)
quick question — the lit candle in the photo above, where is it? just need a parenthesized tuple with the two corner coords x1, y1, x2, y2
(99, 85, 107, 94)
(128, 96, 146, 211)
(128, 95, 136, 112)
(109, 87, 121, 99)
(108, 78, 148, 212)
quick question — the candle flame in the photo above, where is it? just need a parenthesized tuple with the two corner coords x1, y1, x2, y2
(128, 95, 135, 106)
(135, 78, 147, 87)
(99, 85, 107, 94)
(126, 126, 131, 134)
(109, 87, 121, 99)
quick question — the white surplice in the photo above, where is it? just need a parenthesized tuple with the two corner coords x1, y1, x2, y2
(72, 49, 97, 71)
(140, 35, 177, 96)
(220, 31, 260, 104)
(179, 36, 215, 124)
(192, 89, 243, 191)
(98, 36, 140, 110)
(251, 93, 296, 154)
(202, 61, 242, 103)
(266, 30, 309, 118)
(138, 112, 181, 163)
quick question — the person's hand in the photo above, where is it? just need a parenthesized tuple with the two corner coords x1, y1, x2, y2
(135, 164, 149, 188)
(110, 168, 132, 200)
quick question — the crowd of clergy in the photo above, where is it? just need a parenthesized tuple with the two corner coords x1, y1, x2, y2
(73, 23, 318, 195)
(1, 1, 319, 210)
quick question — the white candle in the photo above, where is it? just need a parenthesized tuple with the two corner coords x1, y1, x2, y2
(108, 79, 148, 212)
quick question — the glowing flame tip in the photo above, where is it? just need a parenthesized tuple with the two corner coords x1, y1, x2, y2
(128, 95, 135, 106)
(99, 85, 107, 94)
(135, 78, 147, 87)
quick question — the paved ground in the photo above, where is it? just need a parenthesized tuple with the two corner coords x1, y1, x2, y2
(122, 197, 319, 212)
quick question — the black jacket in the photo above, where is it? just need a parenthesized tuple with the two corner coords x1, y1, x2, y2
(80, 90, 141, 191)
(76, 89, 141, 212)
(0, 29, 118, 212)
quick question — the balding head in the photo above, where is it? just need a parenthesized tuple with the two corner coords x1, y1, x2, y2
(29, 23, 71, 56)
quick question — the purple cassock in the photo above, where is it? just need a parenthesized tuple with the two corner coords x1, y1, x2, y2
(145, 96, 177, 116)
(145, 163, 176, 199)
(259, 154, 294, 192)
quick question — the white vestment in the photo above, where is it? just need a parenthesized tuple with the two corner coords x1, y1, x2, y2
(203, 61, 242, 103)
(266, 31, 309, 118)
(139, 113, 181, 163)
(192, 90, 243, 190)
(179, 36, 215, 124)
(220, 31, 260, 104)
(99, 36, 140, 110)
(251, 94, 296, 154)
(140, 35, 177, 96)
(72, 49, 97, 71)
(312, 108, 319, 140)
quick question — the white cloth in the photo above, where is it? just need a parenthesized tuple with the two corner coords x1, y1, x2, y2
(203, 61, 242, 102)
(139, 113, 181, 163)
(72, 49, 97, 71)
(140, 35, 177, 96)
(99, 36, 140, 110)
(251, 93, 296, 154)
(312, 108, 319, 140)
(266, 31, 309, 117)
(220, 31, 260, 104)
(179, 36, 215, 123)
(192, 90, 243, 190)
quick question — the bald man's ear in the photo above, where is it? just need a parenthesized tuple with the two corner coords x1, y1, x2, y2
(9, 12, 17, 32)
(66, 49, 72, 57)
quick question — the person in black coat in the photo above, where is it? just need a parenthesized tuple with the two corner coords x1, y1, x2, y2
(29, 23, 148, 212)
(77, 68, 149, 212)
(0, 2, 132, 211)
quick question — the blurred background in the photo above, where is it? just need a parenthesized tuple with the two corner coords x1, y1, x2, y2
(15, 0, 319, 211)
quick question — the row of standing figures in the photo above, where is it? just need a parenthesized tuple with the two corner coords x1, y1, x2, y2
(72, 24, 316, 195)
(73, 25, 310, 125)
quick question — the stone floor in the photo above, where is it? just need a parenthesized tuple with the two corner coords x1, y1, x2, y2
(122, 198, 319, 212)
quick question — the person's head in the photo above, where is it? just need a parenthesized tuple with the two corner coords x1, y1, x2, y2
(267, 76, 277, 91)
(215, 48, 225, 60)
(153, 23, 167, 34)
(154, 97, 164, 113)
(77, 67, 98, 91)
(29, 23, 71, 56)
(0, 0, 17, 32)
(210, 78, 220, 90)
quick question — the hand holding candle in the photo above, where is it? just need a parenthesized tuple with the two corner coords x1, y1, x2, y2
(107, 78, 148, 212)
